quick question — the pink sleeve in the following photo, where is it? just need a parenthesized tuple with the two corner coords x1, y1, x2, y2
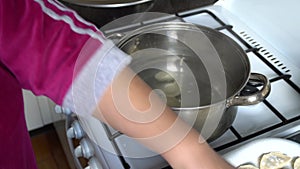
(0, 0, 131, 115)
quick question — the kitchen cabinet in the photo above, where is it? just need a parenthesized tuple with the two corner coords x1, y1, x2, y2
(23, 90, 64, 131)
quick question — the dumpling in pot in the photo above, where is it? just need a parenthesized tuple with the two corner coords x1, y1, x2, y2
(259, 151, 292, 169)
(162, 81, 180, 97)
(154, 71, 174, 82)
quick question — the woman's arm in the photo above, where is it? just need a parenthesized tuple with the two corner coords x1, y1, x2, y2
(94, 67, 234, 169)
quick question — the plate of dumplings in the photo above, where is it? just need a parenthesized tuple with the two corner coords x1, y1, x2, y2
(223, 138, 300, 169)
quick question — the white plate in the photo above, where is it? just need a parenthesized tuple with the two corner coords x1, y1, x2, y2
(223, 138, 300, 168)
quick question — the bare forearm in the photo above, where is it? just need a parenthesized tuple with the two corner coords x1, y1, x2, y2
(162, 132, 233, 169)
(93, 67, 233, 169)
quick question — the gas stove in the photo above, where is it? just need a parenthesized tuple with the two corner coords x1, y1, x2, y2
(62, 0, 300, 168)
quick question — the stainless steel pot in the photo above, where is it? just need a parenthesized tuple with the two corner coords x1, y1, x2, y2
(110, 22, 271, 142)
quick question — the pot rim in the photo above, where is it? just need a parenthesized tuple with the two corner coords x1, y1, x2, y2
(116, 22, 252, 110)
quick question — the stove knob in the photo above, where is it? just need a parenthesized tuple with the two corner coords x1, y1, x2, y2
(84, 157, 103, 169)
(55, 105, 72, 115)
(67, 120, 85, 139)
(74, 138, 94, 159)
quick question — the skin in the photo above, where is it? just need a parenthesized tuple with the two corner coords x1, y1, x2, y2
(93, 67, 234, 169)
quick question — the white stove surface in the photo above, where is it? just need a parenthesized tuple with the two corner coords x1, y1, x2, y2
(181, 3, 300, 86)
(219, 0, 300, 69)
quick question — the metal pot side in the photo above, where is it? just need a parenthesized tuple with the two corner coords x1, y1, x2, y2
(114, 22, 270, 141)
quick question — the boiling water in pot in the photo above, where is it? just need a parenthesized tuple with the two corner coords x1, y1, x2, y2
(134, 54, 228, 108)
(123, 31, 244, 108)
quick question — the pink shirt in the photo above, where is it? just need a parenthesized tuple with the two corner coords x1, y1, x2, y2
(0, 0, 131, 168)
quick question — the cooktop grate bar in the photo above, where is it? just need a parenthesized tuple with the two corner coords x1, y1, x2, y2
(229, 126, 242, 139)
(269, 74, 292, 83)
(214, 25, 233, 31)
(245, 47, 259, 53)
(215, 123, 285, 151)
(263, 100, 288, 122)
(215, 114, 300, 151)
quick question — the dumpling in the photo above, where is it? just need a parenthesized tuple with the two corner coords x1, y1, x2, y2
(294, 157, 300, 169)
(238, 164, 259, 169)
(154, 71, 174, 82)
(161, 81, 180, 97)
(259, 152, 292, 169)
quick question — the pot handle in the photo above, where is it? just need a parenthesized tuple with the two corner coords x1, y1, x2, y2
(226, 73, 271, 107)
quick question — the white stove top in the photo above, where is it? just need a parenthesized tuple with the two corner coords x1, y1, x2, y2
(219, 0, 300, 69)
